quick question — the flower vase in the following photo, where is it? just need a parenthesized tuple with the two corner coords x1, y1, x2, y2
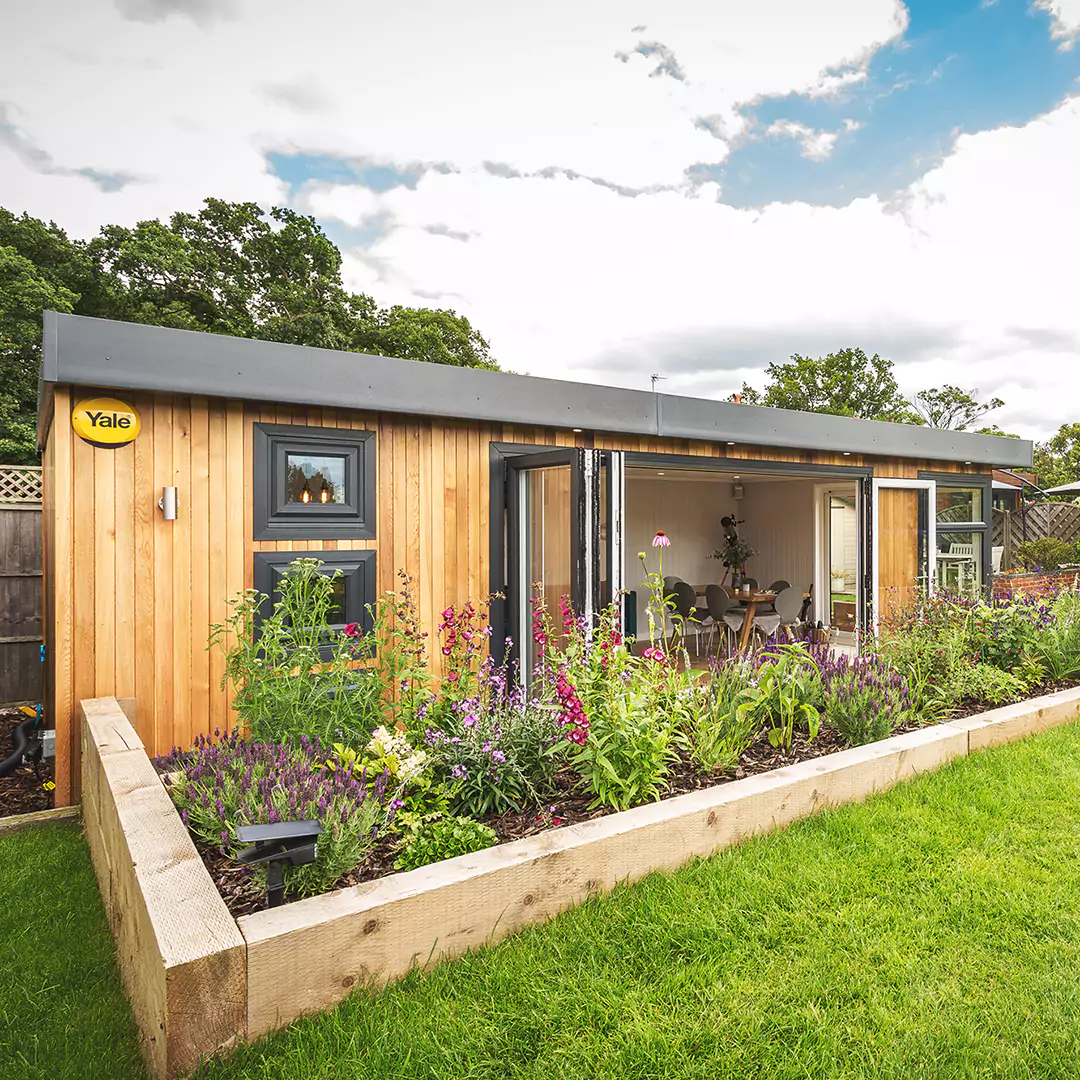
(731, 571, 742, 591)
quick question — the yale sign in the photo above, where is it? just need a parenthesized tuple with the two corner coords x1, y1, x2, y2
(71, 397, 141, 448)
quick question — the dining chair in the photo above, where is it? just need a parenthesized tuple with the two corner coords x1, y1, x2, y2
(671, 581, 703, 654)
(773, 587, 803, 639)
(768, 579, 790, 594)
(704, 584, 735, 652)
(662, 575, 683, 596)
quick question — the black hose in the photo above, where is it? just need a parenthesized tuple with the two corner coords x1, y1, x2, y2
(0, 718, 35, 779)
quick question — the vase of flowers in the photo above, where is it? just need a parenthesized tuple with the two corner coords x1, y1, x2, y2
(712, 535, 758, 584)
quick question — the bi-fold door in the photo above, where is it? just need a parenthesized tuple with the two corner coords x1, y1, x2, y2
(870, 477, 937, 630)
(506, 449, 623, 675)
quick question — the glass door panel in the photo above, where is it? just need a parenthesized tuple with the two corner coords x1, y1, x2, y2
(522, 464, 573, 672)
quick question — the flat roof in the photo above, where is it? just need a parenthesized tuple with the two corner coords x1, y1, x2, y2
(38, 311, 1033, 468)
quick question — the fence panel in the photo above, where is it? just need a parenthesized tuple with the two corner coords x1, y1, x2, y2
(0, 466, 43, 706)
(993, 501, 1080, 572)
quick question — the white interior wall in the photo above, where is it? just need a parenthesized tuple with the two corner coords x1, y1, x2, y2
(623, 474, 821, 632)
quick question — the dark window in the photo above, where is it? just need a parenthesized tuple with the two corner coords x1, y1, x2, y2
(252, 550, 376, 656)
(254, 423, 375, 540)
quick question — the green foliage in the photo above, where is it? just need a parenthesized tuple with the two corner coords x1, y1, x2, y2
(685, 658, 761, 770)
(393, 815, 498, 871)
(1013, 537, 1079, 572)
(907, 384, 1004, 431)
(819, 654, 915, 746)
(952, 662, 1030, 706)
(1029, 591, 1080, 681)
(1034, 422, 1080, 491)
(210, 558, 387, 745)
(735, 644, 821, 753)
(0, 199, 498, 465)
(969, 595, 1056, 670)
(566, 687, 682, 810)
(426, 697, 562, 818)
(740, 348, 910, 421)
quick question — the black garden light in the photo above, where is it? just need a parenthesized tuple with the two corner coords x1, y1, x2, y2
(235, 819, 324, 909)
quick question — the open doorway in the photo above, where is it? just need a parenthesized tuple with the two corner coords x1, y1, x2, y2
(622, 462, 865, 653)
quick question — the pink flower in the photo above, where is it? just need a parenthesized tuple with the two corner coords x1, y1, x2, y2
(652, 530, 670, 547)
(343, 622, 360, 638)
(642, 646, 667, 663)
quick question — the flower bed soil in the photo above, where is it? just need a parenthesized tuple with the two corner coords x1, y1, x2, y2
(0, 708, 53, 819)
(185, 675, 1080, 918)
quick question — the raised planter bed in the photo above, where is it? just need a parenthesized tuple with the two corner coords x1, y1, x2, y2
(81, 687, 1080, 1079)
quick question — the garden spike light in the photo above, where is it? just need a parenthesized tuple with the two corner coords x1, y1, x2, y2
(235, 819, 324, 909)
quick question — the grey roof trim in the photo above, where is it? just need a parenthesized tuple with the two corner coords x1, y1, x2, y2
(37, 312, 1034, 468)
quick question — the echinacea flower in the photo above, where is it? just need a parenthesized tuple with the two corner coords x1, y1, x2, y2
(652, 530, 671, 548)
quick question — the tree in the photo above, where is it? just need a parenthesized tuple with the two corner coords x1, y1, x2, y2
(740, 348, 909, 420)
(0, 199, 498, 463)
(974, 424, 1020, 438)
(1034, 423, 1080, 489)
(907, 384, 1004, 431)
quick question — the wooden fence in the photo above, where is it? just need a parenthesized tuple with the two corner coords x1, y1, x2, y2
(993, 501, 1080, 571)
(0, 466, 43, 706)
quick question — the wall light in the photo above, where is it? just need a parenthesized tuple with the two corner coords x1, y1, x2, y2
(158, 486, 178, 521)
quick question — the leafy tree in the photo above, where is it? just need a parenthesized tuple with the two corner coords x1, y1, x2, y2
(0, 199, 498, 464)
(740, 348, 910, 420)
(907, 384, 1004, 431)
(974, 424, 1020, 438)
(1034, 423, 1080, 490)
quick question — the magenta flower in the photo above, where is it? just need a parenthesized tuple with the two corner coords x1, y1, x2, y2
(652, 530, 670, 548)
(343, 622, 361, 638)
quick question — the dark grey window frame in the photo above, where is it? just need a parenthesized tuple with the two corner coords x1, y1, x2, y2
(254, 422, 376, 541)
(252, 549, 376, 658)
(919, 470, 993, 594)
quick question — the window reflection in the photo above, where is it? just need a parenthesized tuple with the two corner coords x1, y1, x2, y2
(286, 454, 345, 505)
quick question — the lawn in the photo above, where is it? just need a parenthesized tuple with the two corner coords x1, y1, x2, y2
(0, 821, 146, 1080)
(6, 723, 1080, 1079)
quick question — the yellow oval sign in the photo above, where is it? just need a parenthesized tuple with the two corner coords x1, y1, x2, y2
(71, 397, 141, 448)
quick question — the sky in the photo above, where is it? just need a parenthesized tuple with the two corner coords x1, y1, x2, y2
(2, 0, 1080, 441)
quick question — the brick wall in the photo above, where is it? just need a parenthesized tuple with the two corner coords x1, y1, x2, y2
(992, 569, 1080, 600)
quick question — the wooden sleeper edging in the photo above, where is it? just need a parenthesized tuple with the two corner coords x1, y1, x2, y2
(79, 685, 1080, 1077)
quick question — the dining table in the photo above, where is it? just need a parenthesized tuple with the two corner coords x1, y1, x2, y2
(693, 586, 778, 652)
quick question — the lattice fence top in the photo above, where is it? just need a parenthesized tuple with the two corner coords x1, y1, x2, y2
(0, 466, 42, 504)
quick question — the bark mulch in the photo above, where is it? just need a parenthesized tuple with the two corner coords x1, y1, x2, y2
(0, 708, 53, 820)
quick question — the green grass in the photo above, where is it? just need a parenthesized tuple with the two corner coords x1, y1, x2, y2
(0, 821, 145, 1080)
(5, 726, 1080, 1079)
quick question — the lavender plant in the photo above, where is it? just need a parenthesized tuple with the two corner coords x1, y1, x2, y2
(819, 652, 916, 746)
(160, 732, 395, 898)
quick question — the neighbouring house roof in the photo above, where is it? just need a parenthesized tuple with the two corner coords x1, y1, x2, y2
(37, 312, 1034, 468)
(1043, 481, 1080, 496)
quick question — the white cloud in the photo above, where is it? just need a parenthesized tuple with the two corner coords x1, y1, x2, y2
(0, 0, 1077, 440)
(764, 119, 840, 160)
(1035, 0, 1080, 50)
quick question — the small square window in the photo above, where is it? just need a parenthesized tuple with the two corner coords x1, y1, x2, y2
(285, 453, 346, 505)
(253, 550, 376, 657)
(254, 423, 375, 540)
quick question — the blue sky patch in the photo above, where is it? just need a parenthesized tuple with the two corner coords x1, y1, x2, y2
(267, 150, 447, 196)
(714, 0, 1080, 207)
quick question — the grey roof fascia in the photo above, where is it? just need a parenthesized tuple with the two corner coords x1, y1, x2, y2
(39, 311, 1034, 469)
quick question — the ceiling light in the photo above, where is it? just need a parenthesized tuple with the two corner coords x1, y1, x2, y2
(727, 441, 735, 446)
(657, 471, 665, 476)
(572, 428, 582, 433)
(843, 452, 851, 456)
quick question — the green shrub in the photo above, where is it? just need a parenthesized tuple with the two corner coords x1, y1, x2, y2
(735, 644, 821, 753)
(970, 596, 1055, 672)
(1014, 537, 1078, 572)
(952, 662, 1030, 706)
(685, 657, 760, 771)
(393, 815, 498, 871)
(820, 653, 915, 747)
(1029, 590, 1080, 681)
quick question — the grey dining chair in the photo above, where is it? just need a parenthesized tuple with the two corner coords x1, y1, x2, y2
(671, 581, 704, 655)
(705, 583, 741, 652)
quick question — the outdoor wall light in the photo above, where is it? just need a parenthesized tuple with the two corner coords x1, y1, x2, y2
(236, 819, 324, 909)
(158, 486, 178, 520)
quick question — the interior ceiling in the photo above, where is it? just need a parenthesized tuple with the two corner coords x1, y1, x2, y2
(625, 466, 853, 486)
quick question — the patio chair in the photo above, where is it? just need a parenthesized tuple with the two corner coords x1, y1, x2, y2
(662, 575, 683, 598)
